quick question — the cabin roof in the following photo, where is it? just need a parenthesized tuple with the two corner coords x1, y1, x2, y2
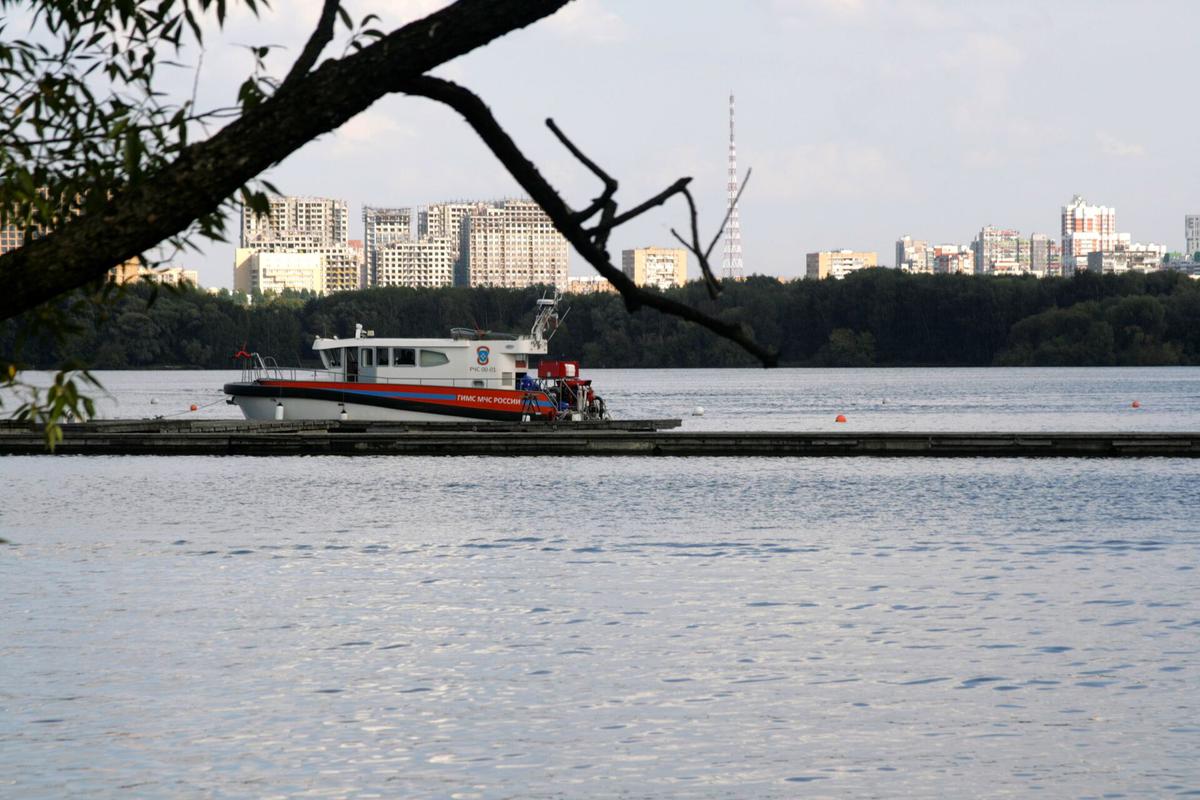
(312, 336, 535, 351)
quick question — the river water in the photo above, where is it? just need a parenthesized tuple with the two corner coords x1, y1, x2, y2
(2, 369, 1199, 798)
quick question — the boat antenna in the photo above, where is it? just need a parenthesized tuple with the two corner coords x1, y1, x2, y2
(531, 288, 566, 342)
(552, 305, 571, 341)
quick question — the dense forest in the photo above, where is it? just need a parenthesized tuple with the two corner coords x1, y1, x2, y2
(5, 268, 1200, 369)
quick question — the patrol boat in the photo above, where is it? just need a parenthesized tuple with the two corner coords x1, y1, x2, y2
(223, 294, 608, 423)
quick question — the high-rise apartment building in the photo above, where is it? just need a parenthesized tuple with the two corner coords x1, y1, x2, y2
(458, 200, 568, 290)
(1030, 234, 1050, 276)
(241, 195, 348, 246)
(362, 207, 413, 286)
(973, 227, 1025, 275)
(1061, 195, 1117, 275)
(239, 196, 358, 293)
(896, 236, 934, 273)
(1028, 234, 1064, 277)
(805, 250, 877, 280)
(423, 202, 488, 252)
(1186, 215, 1200, 257)
(376, 239, 455, 288)
(621, 247, 688, 290)
(420, 201, 490, 284)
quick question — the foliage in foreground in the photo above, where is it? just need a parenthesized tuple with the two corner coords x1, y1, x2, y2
(6, 269, 1200, 373)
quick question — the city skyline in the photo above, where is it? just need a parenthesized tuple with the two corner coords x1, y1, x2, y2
(229, 187, 1196, 292)
(172, 1, 1197, 288)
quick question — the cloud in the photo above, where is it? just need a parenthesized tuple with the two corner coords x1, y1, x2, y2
(330, 109, 415, 156)
(771, 0, 867, 24)
(754, 142, 904, 201)
(772, 0, 962, 28)
(802, 0, 867, 17)
(543, 0, 628, 44)
(1096, 131, 1146, 159)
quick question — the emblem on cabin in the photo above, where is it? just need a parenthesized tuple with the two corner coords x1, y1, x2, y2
(476, 346, 490, 365)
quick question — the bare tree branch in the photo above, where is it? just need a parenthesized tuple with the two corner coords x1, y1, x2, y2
(397, 75, 778, 367)
(544, 119, 616, 223)
(544, 114, 743, 306)
(669, 195, 717, 297)
(282, 0, 342, 88)
(669, 169, 751, 299)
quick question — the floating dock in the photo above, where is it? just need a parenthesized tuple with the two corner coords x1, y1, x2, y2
(1, 420, 1198, 457)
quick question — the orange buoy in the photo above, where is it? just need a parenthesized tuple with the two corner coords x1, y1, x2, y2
(189, 404, 199, 411)
(835, 414, 847, 423)
(1131, 400, 1141, 409)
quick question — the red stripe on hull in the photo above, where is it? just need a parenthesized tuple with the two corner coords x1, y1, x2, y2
(257, 380, 556, 416)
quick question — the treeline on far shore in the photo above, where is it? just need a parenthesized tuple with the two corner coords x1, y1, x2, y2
(6, 268, 1200, 369)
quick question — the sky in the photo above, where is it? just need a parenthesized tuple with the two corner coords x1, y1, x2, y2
(175, 0, 1200, 288)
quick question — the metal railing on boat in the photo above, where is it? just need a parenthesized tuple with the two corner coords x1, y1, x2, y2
(238, 356, 519, 388)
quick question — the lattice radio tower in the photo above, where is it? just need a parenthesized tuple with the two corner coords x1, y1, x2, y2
(721, 92, 744, 281)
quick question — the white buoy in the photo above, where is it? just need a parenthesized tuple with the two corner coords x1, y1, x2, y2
(692, 406, 705, 416)
(274, 402, 285, 420)
(339, 405, 348, 422)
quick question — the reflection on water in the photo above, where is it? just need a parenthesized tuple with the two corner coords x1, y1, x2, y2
(2, 454, 1199, 797)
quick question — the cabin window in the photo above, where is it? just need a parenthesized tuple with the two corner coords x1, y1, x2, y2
(473, 380, 485, 388)
(361, 348, 374, 367)
(419, 349, 450, 367)
(327, 349, 342, 367)
(393, 347, 415, 367)
(376, 347, 389, 366)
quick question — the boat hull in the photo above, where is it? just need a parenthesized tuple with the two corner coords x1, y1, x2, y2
(224, 380, 557, 422)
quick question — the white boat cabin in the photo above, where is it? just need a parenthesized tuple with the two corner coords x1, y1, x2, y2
(313, 325, 550, 389)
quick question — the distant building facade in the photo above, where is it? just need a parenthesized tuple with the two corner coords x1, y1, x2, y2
(973, 226, 1025, 275)
(423, 201, 489, 268)
(0, 222, 32, 255)
(2, 194, 150, 284)
(933, 244, 973, 275)
(1030, 234, 1054, 276)
(362, 207, 413, 287)
(111, 263, 200, 287)
(347, 239, 365, 287)
(1085, 243, 1166, 275)
(1061, 195, 1117, 275)
(1186, 215, 1200, 258)
(242, 195, 348, 245)
(806, 250, 877, 280)
(621, 247, 688, 290)
(458, 200, 568, 290)
(375, 238, 455, 288)
(1164, 260, 1200, 279)
(244, 252, 324, 295)
(238, 196, 359, 294)
(896, 235, 934, 274)
(567, 276, 619, 294)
